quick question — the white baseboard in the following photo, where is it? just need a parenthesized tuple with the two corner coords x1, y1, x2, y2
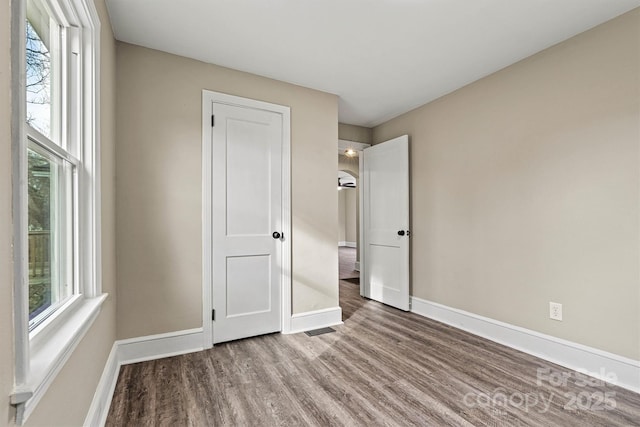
(83, 328, 204, 426)
(84, 343, 119, 427)
(338, 241, 357, 248)
(117, 328, 204, 365)
(287, 307, 343, 335)
(410, 297, 640, 394)
(354, 261, 360, 271)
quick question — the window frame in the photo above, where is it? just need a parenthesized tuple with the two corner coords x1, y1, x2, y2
(10, 0, 104, 424)
(26, 130, 79, 332)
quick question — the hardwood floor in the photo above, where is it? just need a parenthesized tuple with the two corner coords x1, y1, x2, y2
(338, 246, 358, 280)
(107, 258, 640, 426)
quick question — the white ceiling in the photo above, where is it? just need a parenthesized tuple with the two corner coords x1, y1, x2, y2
(106, 0, 639, 127)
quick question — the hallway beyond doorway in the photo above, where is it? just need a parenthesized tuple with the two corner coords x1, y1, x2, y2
(339, 246, 358, 282)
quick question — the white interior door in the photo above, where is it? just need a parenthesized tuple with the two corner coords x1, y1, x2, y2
(210, 100, 283, 344)
(362, 135, 410, 311)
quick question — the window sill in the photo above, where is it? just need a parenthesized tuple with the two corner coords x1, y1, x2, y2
(11, 293, 108, 425)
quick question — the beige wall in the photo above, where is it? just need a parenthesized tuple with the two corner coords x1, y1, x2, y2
(339, 123, 372, 144)
(1, 0, 15, 423)
(338, 187, 357, 244)
(338, 189, 347, 242)
(373, 10, 640, 360)
(0, 0, 118, 425)
(345, 189, 357, 243)
(116, 43, 339, 338)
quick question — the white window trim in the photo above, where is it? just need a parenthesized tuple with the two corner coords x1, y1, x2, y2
(10, 0, 104, 424)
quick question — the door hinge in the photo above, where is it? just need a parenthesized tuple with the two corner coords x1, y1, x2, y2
(212, 309, 215, 321)
(211, 115, 215, 127)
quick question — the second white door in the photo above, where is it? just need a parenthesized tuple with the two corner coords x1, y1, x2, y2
(210, 98, 284, 344)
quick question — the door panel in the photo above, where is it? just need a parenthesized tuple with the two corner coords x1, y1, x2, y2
(226, 118, 271, 236)
(369, 244, 401, 302)
(226, 255, 272, 317)
(212, 102, 282, 344)
(362, 135, 410, 311)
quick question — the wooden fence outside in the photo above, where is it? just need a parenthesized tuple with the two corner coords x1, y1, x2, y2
(29, 230, 50, 279)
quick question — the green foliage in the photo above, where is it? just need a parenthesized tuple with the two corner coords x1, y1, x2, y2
(28, 150, 52, 318)
(29, 280, 51, 315)
(28, 149, 50, 231)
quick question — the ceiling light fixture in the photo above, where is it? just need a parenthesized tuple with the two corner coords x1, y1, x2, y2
(344, 149, 357, 158)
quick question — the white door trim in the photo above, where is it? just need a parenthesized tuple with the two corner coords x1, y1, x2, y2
(358, 155, 366, 296)
(201, 90, 292, 348)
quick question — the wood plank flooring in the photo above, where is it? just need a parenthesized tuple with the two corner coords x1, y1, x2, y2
(338, 246, 358, 280)
(107, 252, 640, 426)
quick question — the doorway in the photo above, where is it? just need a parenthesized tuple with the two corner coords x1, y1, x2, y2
(338, 169, 359, 284)
(337, 140, 369, 313)
(202, 90, 292, 347)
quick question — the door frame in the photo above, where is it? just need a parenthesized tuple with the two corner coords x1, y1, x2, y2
(201, 90, 292, 349)
(337, 139, 370, 297)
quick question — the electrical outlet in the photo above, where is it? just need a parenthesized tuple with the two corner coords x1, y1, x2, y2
(549, 302, 562, 321)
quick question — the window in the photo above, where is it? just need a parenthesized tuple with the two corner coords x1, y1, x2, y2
(12, 0, 103, 423)
(25, 0, 80, 331)
(27, 142, 75, 330)
(25, 17, 54, 139)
